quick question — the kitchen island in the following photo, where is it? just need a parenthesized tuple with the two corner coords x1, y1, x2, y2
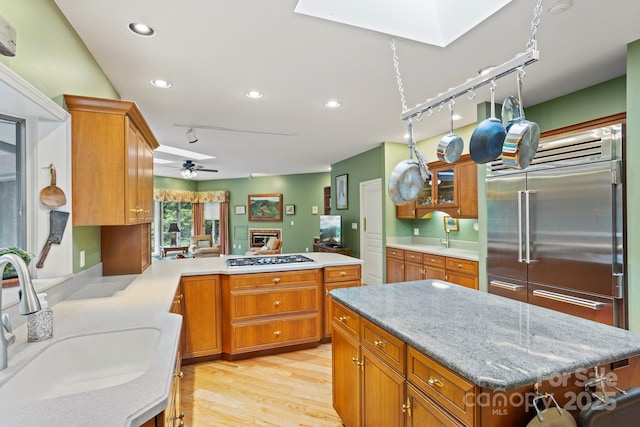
(0, 252, 361, 427)
(330, 280, 640, 426)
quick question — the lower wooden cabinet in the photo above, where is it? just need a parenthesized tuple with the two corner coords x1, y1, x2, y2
(323, 264, 361, 340)
(332, 322, 361, 427)
(182, 275, 221, 361)
(361, 347, 405, 427)
(406, 383, 465, 427)
(385, 248, 405, 283)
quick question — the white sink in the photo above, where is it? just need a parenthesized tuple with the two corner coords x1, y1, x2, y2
(0, 327, 160, 406)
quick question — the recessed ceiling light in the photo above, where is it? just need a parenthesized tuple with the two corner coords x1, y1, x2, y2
(547, 0, 573, 14)
(155, 145, 215, 160)
(452, 114, 463, 121)
(245, 90, 264, 99)
(150, 79, 172, 88)
(128, 22, 155, 37)
(324, 100, 342, 108)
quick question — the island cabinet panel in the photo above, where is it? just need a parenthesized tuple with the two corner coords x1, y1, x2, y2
(332, 321, 361, 427)
(323, 265, 361, 340)
(222, 269, 322, 358)
(407, 346, 477, 427)
(361, 318, 405, 374)
(406, 383, 466, 427)
(182, 275, 221, 361)
(361, 347, 405, 427)
(386, 247, 405, 283)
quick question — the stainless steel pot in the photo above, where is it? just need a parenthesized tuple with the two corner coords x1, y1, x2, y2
(388, 159, 422, 205)
(437, 101, 464, 163)
(469, 83, 506, 164)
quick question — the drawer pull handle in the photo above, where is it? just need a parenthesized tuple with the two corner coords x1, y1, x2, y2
(402, 398, 412, 416)
(428, 377, 444, 388)
(457, 263, 463, 268)
(490, 281, 525, 292)
(351, 357, 363, 367)
(532, 290, 605, 310)
(325, 289, 329, 295)
(338, 316, 348, 322)
(340, 271, 347, 276)
(374, 340, 385, 348)
(273, 277, 281, 283)
(273, 330, 282, 336)
(430, 259, 436, 263)
(174, 371, 184, 379)
(273, 300, 281, 307)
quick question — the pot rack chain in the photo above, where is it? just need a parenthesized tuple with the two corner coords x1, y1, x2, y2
(399, 0, 544, 122)
(391, 39, 431, 181)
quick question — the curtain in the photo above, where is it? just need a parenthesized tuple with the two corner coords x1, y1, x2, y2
(192, 203, 204, 236)
(219, 192, 229, 255)
(154, 189, 227, 203)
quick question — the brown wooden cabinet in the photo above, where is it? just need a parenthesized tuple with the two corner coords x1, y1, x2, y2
(323, 265, 361, 341)
(385, 247, 405, 283)
(313, 242, 352, 256)
(182, 275, 222, 362)
(100, 222, 151, 275)
(444, 257, 479, 290)
(65, 94, 159, 226)
(324, 186, 331, 214)
(332, 310, 361, 427)
(222, 269, 322, 358)
(414, 154, 478, 219)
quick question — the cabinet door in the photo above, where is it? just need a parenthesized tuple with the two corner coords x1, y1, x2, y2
(324, 281, 361, 340)
(140, 139, 154, 222)
(406, 383, 465, 427)
(396, 201, 416, 218)
(405, 261, 424, 281)
(424, 266, 446, 281)
(332, 325, 361, 427)
(361, 348, 405, 427)
(182, 275, 221, 359)
(126, 122, 140, 224)
(386, 257, 405, 284)
(455, 160, 478, 218)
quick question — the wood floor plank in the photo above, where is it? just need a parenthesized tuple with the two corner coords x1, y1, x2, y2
(181, 344, 343, 427)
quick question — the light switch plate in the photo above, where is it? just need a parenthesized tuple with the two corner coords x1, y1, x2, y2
(414, 228, 420, 236)
(352, 223, 357, 229)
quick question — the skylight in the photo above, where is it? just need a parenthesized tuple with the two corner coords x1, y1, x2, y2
(294, 0, 513, 47)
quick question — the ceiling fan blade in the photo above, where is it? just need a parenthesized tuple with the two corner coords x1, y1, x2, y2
(174, 123, 297, 137)
(196, 168, 218, 173)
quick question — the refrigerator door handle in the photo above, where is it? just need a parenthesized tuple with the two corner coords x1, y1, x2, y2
(525, 190, 534, 264)
(518, 190, 525, 263)
(490, 280, 525, 292)
(532, 290, 606, 310)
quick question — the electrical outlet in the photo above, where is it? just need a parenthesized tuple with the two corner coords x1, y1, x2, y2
(305, 247, 309, 252)
(291, 221, 294, 225)
(80, 250, 85, 268)
(414, 228, 420, 236)
(352, 223, 357, 229)
(233, 244, 236, 249)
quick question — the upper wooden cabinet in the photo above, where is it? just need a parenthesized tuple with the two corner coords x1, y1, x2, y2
(65, 95, 159, 226)
(397, 154, 478, 219)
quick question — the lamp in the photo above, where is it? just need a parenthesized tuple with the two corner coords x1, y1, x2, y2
(186, 128, 198, 144)
(168, 222, 180, 246)
(180, 168, 198, 179)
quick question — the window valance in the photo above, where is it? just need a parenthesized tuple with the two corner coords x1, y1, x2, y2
(154, 189, 229, 203)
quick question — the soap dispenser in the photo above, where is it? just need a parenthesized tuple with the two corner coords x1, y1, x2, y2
(27, 293, 53, 342)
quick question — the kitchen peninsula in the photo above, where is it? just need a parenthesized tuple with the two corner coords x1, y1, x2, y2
(0, 252, 361, 427)
(330, 281, 640, 426)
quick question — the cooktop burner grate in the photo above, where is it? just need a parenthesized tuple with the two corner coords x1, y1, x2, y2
(226, 254, 315, 267)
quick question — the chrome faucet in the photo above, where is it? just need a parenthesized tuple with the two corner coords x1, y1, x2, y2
(0, 253, 41, 371)
(440, 231, 451, 249)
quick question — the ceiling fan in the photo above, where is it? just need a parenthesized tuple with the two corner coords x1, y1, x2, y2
(180, 160, 218, 178)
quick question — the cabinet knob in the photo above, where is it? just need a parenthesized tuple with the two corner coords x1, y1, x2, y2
(373, 340, 385, 348)
(338, 316, 348, 322)
(340, 271, 347, 276)
(457, 263, 463, 268)
(273, 330, 282, 336)
(273, 277, 281, 283)
(174, 371, 184, 378)
(273, 300, 281, 307)
(351, 357, 363, 367)
(325, 289, 329, 296)
(402, 398, 412, 416)
(428, 377, 444, 388)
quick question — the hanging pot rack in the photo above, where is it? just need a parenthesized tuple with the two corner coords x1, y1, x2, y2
(401, 46, 539, 122)
(397, 0, 544, 123)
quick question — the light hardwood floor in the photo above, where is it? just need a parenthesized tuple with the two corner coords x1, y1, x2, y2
(180, 344, 344, 427)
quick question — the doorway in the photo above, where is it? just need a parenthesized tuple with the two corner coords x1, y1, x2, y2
(359, 178, 383, 285)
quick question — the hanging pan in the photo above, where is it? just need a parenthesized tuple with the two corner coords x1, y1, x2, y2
(388, 121, 424, 205)
(469, 81, 506, 164)
(501, 70, 540, 169)
(437, 101, 464, 163)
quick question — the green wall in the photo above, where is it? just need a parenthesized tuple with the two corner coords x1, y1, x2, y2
(155, 173, 331, 255)
(0, 0, 119, 273)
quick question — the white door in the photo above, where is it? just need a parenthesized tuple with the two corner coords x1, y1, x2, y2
(360, 178, 383, 285)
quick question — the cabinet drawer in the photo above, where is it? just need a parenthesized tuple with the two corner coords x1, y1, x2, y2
(229, 314, 320, 353)
(407, 383, 466, 427)
(361, 319, 405, 374)
(423, 254, 446, 268)
(324, 265, 361, 283)
(404, 250, 423, 264)
(386, 247, 404, 260)
(407, 346, 476, 427)
(446, 271, 478, 290)
(331, 299, 360, 339)
(446, 258, 478, 275)
(230, 286, 319, 321)
(229, 269, 321, 290)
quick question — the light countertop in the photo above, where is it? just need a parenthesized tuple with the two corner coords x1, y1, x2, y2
(0, 252, 361, 427)
(330, 280, 640, 391)
(385, 237, 479, 261)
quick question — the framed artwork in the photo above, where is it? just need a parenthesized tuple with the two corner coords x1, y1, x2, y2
(443, 215, 459, 232)
(336, 174, 348, 210)
(285, 204, 295, 215)
(234, 205, 246, 215)
(248, 193, 283, 221)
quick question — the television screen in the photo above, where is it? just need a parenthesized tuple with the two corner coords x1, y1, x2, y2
(319, 215, 341, 245)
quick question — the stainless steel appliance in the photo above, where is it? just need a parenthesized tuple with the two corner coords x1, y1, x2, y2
(487, 123, 625, 327)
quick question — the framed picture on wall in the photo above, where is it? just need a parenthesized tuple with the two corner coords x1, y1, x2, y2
(285, 204, 295, 215)
(234, 205, 246, 215)
(336, 174, 348, 210)
(248, 193, 283, 221)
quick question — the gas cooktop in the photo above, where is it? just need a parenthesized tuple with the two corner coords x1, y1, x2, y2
(225, 254, 315, 267)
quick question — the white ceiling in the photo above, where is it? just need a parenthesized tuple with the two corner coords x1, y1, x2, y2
(53, 0, 640, 181)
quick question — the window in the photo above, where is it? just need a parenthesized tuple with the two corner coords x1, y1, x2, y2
(151, 201, 193, 255)
(0, 115, 26, 249)
(204, 202, 220, 244)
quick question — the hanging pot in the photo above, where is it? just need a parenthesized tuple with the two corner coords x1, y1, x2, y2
(501, 95, 522, 131)
(388, 121, 423, 205)
(502, 71, 540, 169)
(469, 82, 506, 164)
(437, 101, 464, 163)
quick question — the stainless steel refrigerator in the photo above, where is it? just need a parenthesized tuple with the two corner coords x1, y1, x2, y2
(487, 123, 625, 327)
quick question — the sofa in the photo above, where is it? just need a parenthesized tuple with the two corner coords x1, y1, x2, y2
(190, 234, 220, 257)
(249, 237, 282, 255)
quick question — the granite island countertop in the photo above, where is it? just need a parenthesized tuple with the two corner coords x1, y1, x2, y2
(330, 280, 640, 391)
(0, 252, 361, 427)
